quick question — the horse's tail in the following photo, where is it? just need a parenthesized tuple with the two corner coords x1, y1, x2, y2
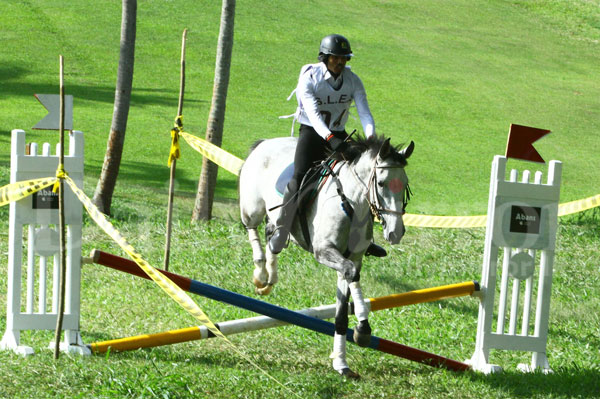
(247, 139, 265, 158)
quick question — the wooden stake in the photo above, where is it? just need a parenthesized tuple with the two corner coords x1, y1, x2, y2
(54, 55, 67, 360)
(164, 28, 188, 271)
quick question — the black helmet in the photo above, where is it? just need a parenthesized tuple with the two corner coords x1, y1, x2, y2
(319, 34, 353, 57)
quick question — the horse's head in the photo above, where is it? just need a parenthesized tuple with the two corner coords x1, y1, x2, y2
(371, 138, 414, 244)
(334, 135, 414, 246)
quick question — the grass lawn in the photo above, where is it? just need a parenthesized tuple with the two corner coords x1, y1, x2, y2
(1, 0, 599, 398)
(1, 0, 598, 215)
(0, 197, 598, 398)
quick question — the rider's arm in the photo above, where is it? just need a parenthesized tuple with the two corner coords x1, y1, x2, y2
(296, 69, 332, 140)
(353, 76, 375, 139)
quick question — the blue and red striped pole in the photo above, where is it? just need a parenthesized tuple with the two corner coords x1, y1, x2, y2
(89, 250, 471, 371)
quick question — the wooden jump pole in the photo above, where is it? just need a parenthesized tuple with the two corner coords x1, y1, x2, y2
(89, 302, 340, 353)
(86, 250, 475, 371)
(88, 279, 479, 353)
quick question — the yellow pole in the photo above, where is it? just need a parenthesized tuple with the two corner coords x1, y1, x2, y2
(91, 326, 202, 353)
(368, 281, 479, 312)
(89, 281, 480, 354)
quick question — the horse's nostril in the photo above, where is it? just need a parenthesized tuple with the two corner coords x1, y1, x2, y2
(387, 231, 397, 243)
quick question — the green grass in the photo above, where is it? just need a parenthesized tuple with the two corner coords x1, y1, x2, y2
(1, 0, 600, 398)
(1, 0, 599, 215)
(0, 194, 598, 398)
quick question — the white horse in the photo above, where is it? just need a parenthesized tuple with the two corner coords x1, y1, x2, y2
(238, 135, 414, 378)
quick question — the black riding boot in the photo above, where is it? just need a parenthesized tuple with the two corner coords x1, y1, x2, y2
(268, 185, 298, 254)
(365, 242, 387, 257)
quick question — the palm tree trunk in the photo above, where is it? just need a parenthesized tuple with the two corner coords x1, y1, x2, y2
(92, 0, 137, 215)
(191, 0, 236, 221)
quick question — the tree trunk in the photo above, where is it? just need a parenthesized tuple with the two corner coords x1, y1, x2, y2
(92, 0, 137, 215)
(191, 0, 236, 221)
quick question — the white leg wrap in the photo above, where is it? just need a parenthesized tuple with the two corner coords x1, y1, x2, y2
(349, 281, 369, 322)
(248, 229, 264, 263)
(265, 249, 278, 285)
(330, 333, 349, 372)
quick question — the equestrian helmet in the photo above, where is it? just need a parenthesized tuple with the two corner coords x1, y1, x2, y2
(319, 34, 353, 57)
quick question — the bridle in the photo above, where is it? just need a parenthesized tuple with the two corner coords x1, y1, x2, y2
(366, 161, 411, 227)
(347, 155, 411, 228)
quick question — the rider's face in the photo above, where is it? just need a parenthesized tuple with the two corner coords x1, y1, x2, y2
(327, 55, 348, 76)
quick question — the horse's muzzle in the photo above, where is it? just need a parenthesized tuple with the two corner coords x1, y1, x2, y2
(385, 229, 403, 245)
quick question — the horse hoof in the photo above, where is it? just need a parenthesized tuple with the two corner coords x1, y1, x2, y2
(353, 322, 372, 347)
(353, 329, 371, 348)
(255, 283, 273, 295)
(338, 368, 361, 380)
(252, 277, 266, 289)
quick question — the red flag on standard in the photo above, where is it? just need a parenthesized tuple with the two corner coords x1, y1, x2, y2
(505, 124, 551, 163)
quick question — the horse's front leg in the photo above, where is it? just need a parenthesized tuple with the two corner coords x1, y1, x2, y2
(313, 242, 358, 282)
(349, 276, 372, 348)
(313, 243, 371, 343)
(330, 274, 360, 379)
(314, 243, 360, 378)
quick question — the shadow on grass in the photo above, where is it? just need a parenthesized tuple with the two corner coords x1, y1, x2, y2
(0, 64, 205, 108)
(85, 159, 239, 198)
(468, 367, 600, 398)
(83, 337, 323, 373)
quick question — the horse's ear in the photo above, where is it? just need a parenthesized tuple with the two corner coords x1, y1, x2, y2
(400, 140, 415, 159)
(378, 138, 391, 159)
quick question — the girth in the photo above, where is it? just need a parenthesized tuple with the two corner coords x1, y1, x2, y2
(297, 160, 354, 258)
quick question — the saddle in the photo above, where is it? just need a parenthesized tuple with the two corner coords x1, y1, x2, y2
(275, 160, 338, 205)
(273, 160, 353, 254)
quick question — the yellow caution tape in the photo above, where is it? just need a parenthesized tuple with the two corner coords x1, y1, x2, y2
(177, 135, 599, 225)
(2, 140, 598, 232)
(558, 194, 600, 216)
(63, 175, 227, 341)
(181, 132, 244, 176)
(0, 177, 57, 207)
(52, 163, 68, 193)
(403, 213, 488, 228)
(167, 115, 183, 167)
(403, 194, 600, 228)
(63, 175, 299, 396)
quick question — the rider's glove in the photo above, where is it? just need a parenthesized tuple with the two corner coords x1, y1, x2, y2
(326, 134, 346, 152)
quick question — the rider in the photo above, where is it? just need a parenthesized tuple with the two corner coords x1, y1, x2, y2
(268, 34, 387, 258)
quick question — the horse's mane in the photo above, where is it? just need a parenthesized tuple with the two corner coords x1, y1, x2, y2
(331, 134, 409, 167)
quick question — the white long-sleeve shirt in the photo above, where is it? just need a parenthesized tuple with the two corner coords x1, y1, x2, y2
(295, 62, 375, 139)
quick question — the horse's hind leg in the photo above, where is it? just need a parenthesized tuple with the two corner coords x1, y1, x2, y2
(257, 245, 278, 295)
(247, 228, 267, 285)
(252, 223, 277, 295)
(246, 227, 278, 295)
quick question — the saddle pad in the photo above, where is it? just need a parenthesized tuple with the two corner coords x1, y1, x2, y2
(275, 163, 295, 197)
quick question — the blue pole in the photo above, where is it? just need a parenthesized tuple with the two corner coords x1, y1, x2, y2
(91, 250, 470, 371)
(189, 280, 470, 371)
(190, 280, 338, 338)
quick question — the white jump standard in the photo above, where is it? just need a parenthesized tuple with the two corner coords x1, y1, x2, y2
(467, 155, 561, 374)
(0, 129, 89, 356)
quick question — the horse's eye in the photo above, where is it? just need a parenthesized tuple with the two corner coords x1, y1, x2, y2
(377, 181, 384, 188)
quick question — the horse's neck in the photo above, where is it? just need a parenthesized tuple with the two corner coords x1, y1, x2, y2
(336, 155, 373, 210)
